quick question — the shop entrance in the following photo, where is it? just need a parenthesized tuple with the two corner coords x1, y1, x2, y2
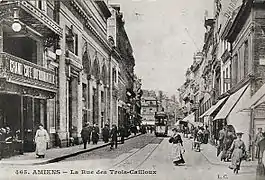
(0, 94, 47, 152)
(0, 94, 21, 133)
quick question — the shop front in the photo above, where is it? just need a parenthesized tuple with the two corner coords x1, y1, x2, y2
(0, 53, 57, 152)
(0, 1, 61, 153)
(214, 84, 251, 152)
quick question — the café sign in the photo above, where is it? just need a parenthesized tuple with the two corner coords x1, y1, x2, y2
(9, 60, 55, 85)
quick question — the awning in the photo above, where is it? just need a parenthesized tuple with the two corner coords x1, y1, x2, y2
(241, 83, 265, 110)
(141, 121, 155, 125)
(182, 112, 195, 123)
(199, 97, 228, 118)
(214, 84, 249, 121)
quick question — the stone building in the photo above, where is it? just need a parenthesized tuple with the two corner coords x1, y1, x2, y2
(0, 0, 138, 151)
(215, 0, 265, 157)
(0, 0, 61, 151)
(178, 0, 265, 158)
(108, 4, 136, 130)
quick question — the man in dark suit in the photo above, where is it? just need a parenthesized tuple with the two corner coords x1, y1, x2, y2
(119, 125, 125, 144)
(110, 124, 118, 149)
(102, 124, 110, 143)
(81, 122, 90, 149)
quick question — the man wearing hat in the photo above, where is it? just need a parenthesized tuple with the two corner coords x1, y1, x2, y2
(81, 122, 91, 149)
(255, 128, 264, 159)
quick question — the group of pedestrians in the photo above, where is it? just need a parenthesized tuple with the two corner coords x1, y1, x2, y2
(192, 126, 210, 144)
(217, 125, 251, 174)
(80, 123, 101, 148)
(81, 122, 126, 150)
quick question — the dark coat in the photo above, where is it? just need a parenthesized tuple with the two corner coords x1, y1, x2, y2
(102, 127, 110, 138)
(81, 126, 90, 140)
(119, 127, 126, 137)
(110, 127, 118, 141)
(92, 126, 99, 141)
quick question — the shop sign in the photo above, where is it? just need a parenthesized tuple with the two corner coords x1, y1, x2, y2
(224, 0, 240, 18)
(9, 60, 55, 85)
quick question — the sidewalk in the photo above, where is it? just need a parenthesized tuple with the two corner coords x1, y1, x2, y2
(0, 133, 142, 165)
(199, 142, 258, 167)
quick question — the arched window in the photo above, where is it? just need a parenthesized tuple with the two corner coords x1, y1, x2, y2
(92, 59, 100, 80)
(101, 64, 108, 85)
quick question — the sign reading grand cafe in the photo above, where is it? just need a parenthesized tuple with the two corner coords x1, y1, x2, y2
(0, 1, 62, 153)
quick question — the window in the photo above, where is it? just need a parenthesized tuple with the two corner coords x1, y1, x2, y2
(233, 54, 238, 85)
(74, 34, 78, 56)
(101, 91, 104, 103)
(82, 83, 87, 101)
(112, 68, 117, 83)
(244, 40, 249, 77)
(223, 70, 225, 93)
(225, 67, 228, 92)
(66, 26, 74, 53)
(38, 0, 42, 9)
(229, 64, 232, 89)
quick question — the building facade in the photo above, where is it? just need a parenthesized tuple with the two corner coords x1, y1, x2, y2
(0, 0, 138, 151)
(177, 0, 265, 159)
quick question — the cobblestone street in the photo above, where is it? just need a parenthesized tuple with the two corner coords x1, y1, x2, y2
(0, 133, 256, 180)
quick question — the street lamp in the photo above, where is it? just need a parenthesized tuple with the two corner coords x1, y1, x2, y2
(12, 8, 22, 32)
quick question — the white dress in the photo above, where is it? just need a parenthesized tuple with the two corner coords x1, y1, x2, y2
(35, 129, 49, 156)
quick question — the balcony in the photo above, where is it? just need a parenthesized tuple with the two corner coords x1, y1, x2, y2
(0, 52, 57, 91)
(65, 50, 83, 72)
(0, 1, 62, 37)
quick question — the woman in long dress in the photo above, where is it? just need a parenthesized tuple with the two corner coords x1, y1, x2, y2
(228, 132, 246, 174)
(169, 128, 185, 166)
(35, 124, 49, 158)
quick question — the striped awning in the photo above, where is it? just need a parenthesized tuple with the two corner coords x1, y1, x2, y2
(241, 83, 265, 110)
(199, 97, 228, 118)
(214, 84, 249, 121)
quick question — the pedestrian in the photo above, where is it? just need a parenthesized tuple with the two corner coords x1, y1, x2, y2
(5, 127, 12, 142)
(119, 125, 125, 144)
(110, 124, 118, 149)
(0, 127, 6, 159)
(169, 128, 185, 166)
(34, 124, 49, 158)
(102, 124, 110, 143)
(255, 128, 264, 159)
(92, 124, 99, 144)
(197, 127, 203, 143)
(81, 122, 90, 149)
(221, 127, 236, 162)
(228, 132, 246, 174)
(218, 126, 226, 158)
(203, 126, 210, 144)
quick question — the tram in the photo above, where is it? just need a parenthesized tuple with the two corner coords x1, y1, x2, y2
(154, 111, 168, 137)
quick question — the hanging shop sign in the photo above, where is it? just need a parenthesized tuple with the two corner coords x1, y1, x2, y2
(9, 59, 55, 85)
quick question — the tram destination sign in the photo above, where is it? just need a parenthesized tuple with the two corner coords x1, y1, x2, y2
(9, 59, 55, 85)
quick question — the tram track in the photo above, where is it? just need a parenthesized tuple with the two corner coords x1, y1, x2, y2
(109, 136, 164, 169)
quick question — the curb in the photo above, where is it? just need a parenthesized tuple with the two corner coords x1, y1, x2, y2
(200, 147, 257, 168)
(1, 133, 143, 166)
(186, 138, 257, 168)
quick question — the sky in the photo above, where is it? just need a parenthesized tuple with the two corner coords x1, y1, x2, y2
(109, 0, 214, 96)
